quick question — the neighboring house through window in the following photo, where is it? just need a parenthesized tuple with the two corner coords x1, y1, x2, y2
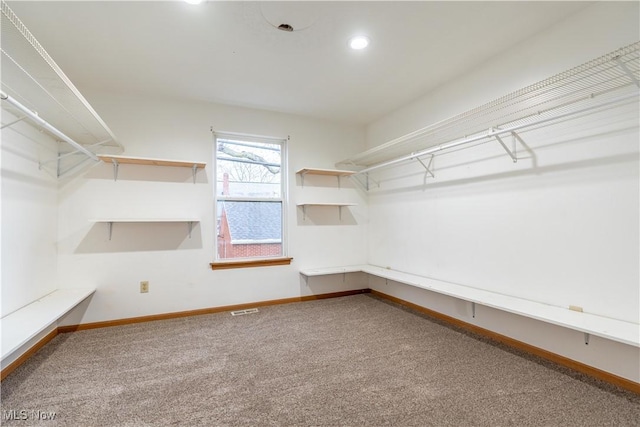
(214, 133, 286, 261)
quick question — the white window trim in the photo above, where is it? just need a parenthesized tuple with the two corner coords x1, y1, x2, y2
(213, 131, 289, 262)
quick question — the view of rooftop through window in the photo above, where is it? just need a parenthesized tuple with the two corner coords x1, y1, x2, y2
(215, 136, 285, 260)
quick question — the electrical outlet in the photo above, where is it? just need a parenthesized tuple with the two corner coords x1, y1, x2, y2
(140, 281, 149, 293)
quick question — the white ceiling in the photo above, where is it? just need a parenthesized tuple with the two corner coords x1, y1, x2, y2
(6, 1, 592, 125)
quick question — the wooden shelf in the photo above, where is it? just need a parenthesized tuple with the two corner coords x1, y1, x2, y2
(296, 168, 355, 187)
(98, 155, 206, 169)
(296, 168, 355, 177)
(97, 155, 206, 182)
(296, 203, 357, 207)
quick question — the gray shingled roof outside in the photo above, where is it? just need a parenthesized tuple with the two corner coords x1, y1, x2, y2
(223, 201, 282, 243)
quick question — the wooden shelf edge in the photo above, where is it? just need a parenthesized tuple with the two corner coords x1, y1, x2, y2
(296, 203, 357, 207)
(296, 168, 356, 177)
(97, 154, 206, 169)
(211, 257, 293, 270)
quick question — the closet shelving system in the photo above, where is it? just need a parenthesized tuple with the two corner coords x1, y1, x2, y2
(338, 42, 640, 190)
(0, 1, 123, 177)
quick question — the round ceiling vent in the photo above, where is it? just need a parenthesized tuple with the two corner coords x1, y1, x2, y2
(277, 24, 294, 32)
(260, 3, 320, 32)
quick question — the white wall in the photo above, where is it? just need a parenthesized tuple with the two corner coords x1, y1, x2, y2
(1, 109, 59, 316)
(57, 94, 368, 325)
(363, 2, 639, 381)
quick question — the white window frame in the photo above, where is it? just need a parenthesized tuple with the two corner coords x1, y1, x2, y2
(213, 131, 288, 263)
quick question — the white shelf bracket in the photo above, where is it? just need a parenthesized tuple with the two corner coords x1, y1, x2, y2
(416, 155, 435, 178)
(584, 333, 590, 345)
(510, 131, 525, 147)
(350, 174, 367, 192)
(187, 221, 194, 238)
(337, 175, 341, 189)
(111, 159, 120, 181)
(0, 115, 27, 129)
(338, 206, 343, 221)
(300, 172, 306, 187)
(1, 92, 100, 162)
(472, 302, 476, 318)
(493, 131, 517, 163)
(614, 56, 640, 88)
(364, 173, 380, 191)
(107, 222, 114, 241)
(191, 164, 198, 184)
(302, 205, 307, 221)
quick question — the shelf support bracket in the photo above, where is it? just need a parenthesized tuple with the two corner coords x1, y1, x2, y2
(107, 222, 114, 241)
(614, 56, 640, 88)
(192, 164, 198, 184)
(0, 115, 27, 129)
(338, 206, 343, 221)
(471, 302, 476, 318)
(302, 205, 307, 221)
(493, 131, 517, 163)
(111, 159, 120, 181)
(584, 333, 590, 345)
(187, 221, 194, 238)
(364, 173, 380, 191)
(300, 172, 306, 188)
(416, 155, 435, 178)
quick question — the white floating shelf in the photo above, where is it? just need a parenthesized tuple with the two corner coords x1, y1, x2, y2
(1, 288, 96, 361)
(90, 219, 200, 240)
(91, 218, 200, 223)
(299, 264, 640, 348)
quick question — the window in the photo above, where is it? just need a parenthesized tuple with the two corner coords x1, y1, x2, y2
(213, 133, 289, 267)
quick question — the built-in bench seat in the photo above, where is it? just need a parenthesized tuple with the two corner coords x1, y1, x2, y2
(1, 288, 96, 367)
(300, 265, 639, 348)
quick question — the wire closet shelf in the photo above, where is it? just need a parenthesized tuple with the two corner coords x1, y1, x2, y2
(0, 0, 123, 176)
(338, 42, 640, 181)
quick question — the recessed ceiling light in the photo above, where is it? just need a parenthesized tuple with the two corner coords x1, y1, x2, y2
(349, 35, 370, 50)
(184, 0, 203, 5)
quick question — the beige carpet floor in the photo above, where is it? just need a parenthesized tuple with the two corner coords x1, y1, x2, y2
(1, 294, 639, 426)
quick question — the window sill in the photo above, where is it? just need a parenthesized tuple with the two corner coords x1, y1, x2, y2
(210, 257, 293, 270)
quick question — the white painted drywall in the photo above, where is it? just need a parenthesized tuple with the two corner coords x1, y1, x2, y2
(363, 2, 640, 381)
(56, 94, 368, 325)
(1, 110, 59, 316)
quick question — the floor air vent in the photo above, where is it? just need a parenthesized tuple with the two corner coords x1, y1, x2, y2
(230, 308, 259, 316)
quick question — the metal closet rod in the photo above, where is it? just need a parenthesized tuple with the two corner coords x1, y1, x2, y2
(1, 91, 99, 161)
(354, 91, 639, 176)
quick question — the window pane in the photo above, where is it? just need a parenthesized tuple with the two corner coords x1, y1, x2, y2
(216, 138, 281, 198)
(216, 201, 283, 260)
